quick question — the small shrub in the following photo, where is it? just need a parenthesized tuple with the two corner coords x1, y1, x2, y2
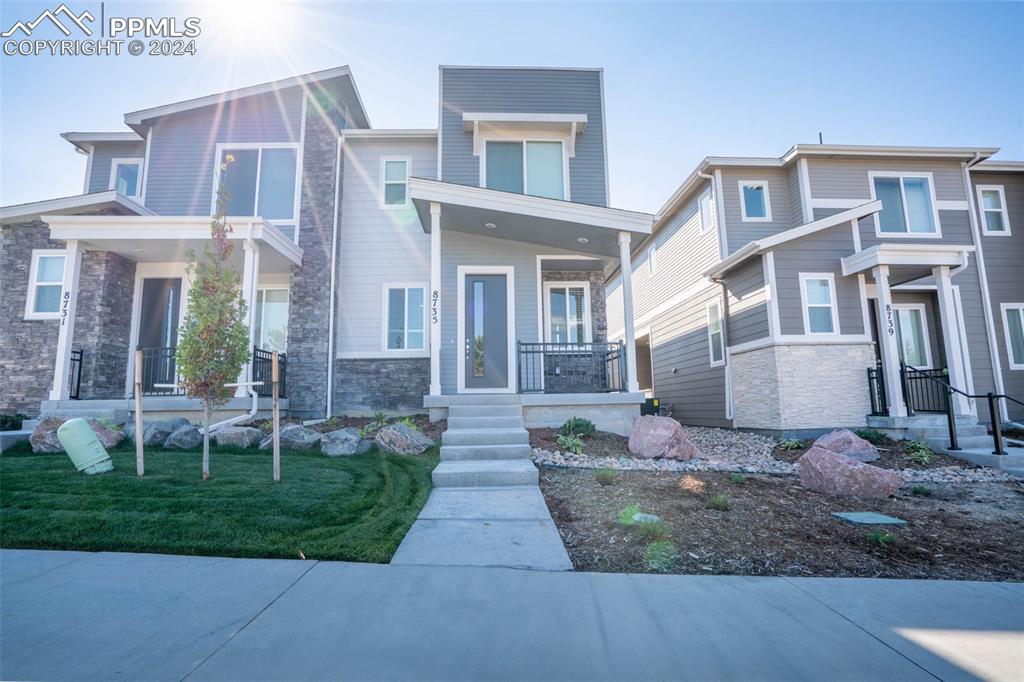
(779, 438, 803, 451)
(371, 410, 388, 429)
(594, 467, 617, 486)
(645, 540, 679, 572)
(866, 530, 895, 546)
(617, 504, 641, 526)
(357, 425, 374, 439)
(904, 440, 933, 465)
(854, 428, 887, 446)
(556, 433, 585, 454)
(398, 416, 418, 431)
(729, 473, 746, 485)
(0, 413, 28, 432)
(560, 416, 596, 438)
(706, 494, 731, 511)
(911, 485, 933, 497)
(635, 519, 670, 542)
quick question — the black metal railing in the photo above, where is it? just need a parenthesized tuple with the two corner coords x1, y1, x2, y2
(517, 341, 626, 394)
(252, 346, 287, 398)
(900, 363, 949, 414)
(137, 346, 184, 396)
(867, 362, 887, 416)
(68, 349, 83, 400)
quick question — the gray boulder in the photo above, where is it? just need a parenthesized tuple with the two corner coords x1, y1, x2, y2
(259, 424, 321, 451)
(213, 425, 263, 449)
(375, 423, 433, 455)
(165, 424, 203, 450)
(321, 427, 373, 456)
(124, 418, 190, 447)
(31, 416, 124, 453)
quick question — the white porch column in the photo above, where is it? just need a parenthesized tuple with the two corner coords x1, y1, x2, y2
(618, 231, 640, 393)
(236, 233, 260, 397)
(49, 240, 83, 401)
(429, 202, 442, 396)
(872, 265, 907, 417)
(933, 265, 971, 415)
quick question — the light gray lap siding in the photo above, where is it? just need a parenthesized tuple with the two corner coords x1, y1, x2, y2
(86, 141, 147, 194)
(720, 167, 795, 253)
(806, 158, 967, 202)
(439, 67, 607, 207)
(723, 256, 769, 346)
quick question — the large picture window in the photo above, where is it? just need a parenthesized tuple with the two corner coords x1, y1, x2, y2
(799, 273, 839, 335)
(544, 282, 591, 343)
(214, 145, 299, 241)
(25, 250, 66, 320)
(870, 173, 939, 236)
(485, 140, 565, 200)
(384, 285, 426, 351)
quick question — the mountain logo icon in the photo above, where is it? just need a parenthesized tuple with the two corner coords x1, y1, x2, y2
(2, 4, 95, 38)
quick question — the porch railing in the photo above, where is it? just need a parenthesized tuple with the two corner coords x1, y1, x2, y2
(68, 349, 83, 400)
(900, 363, 949, 414)
(517, 341, 626, 394)
(866, 362, 887, 416)
(137, 346, 184, 396)
(252, 346, 287, 398)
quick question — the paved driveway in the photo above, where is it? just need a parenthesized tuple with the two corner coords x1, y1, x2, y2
(2, 549, 1021, 681)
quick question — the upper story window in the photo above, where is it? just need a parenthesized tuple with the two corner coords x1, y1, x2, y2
(109, 158, 144, 199)
(1001, 303, 1024, 370)
(484, 140, 566, 200)
(738, 181, 771, 222)
(977, 185, 1011, 236)
(213, 144, 299, 241)
(706, 300, 724, 367)
(25, 250, 66, 320)
(380, 158, 410, 208)
(799, 273, 839, 335)
(699, 190, 713, 232)
(870, 172, 939, 237)
(545, 282, 591, 343)
(385, 284, 426, 351)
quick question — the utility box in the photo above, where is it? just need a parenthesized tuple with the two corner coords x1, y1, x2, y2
(641, 398, 660, 416)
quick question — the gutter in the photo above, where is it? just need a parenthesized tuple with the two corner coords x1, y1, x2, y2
(325, 136, 343, 417)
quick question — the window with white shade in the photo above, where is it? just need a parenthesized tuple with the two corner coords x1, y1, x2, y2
(109, 158, 144, 199)
(484, 140, 566, 200)
(738, 181, 771, 221)
(214, 145, 299, 241)
(384, 285, 426, 351)
(381, 158, 409, 208)
(25, 250, 66, 319)
(544, 282, 591, 343)
(894, 304, 932, 369)
(799, 273, 839, 335)
(706, 300, 724, 366)
(870, 173, 939, 236)
(254, 288, 289, 353)
(977, 185, 1011, 235)
(1001, 303, 1024, 370)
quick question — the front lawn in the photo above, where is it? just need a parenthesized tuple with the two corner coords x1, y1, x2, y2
(1, 445, 437, 562)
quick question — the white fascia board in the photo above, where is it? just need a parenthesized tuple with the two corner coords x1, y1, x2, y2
(342, 129, 437, 140)
(462, 112, 587, 132)
(973, 160, 1024, 173)
(704, 156, 785, 167)
(782, 144, 999, 163)
(841, 243, 976, 276)
(61, 131, 144, 153)
(408, 177, 652, 234)
(1, 191, 154, 222)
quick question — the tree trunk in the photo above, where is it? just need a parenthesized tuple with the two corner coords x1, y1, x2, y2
(202, 402, 210, 480)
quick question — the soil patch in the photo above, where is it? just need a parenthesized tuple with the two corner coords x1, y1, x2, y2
(773, 436, 970, 471)
(529, 428, 628, 457)
(540, 466, 1024, 580)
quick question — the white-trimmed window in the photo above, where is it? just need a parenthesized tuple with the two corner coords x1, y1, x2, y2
(893, 303, 932, 369)
(384, 284, 427, 351)
(1001, 303, 1024, 370)
(380, 158, 410, 208)
(738, 181, 771, 222)
(213, 144, 300, 242)
(647, 246, 657, 275)
(698, 190, 713, 232)
(977, 185, 1011, 236)
(706, 300, 724, 366)
(254, 288, 289, 353)
(799, 273, 839, 335)
(544, 282, 592, 343)
(869, 172, 940, 236)
(484, 140, 567, 200)
(109, 157, 144, 199)
(25, 250, 66, 320)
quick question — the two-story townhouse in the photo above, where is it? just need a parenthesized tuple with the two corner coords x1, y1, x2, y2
(610, 145, 1023, 438)
(0, 65, 653, 435)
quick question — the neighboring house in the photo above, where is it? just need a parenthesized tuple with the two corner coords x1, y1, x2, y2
(0, 65, 653, 434)
(608, 147, 1023, 433)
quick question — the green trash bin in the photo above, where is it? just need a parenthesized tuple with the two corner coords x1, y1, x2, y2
(57, 418, 114, 475)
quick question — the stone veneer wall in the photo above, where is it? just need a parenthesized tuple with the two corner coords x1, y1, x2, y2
(732, 343, 875, 431)
(333, 358, 430, 413)
(73, 251, 136, 399)
(541, 269, 607, 342)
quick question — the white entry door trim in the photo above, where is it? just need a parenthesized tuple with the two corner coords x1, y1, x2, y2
(456, 265, 516, 393)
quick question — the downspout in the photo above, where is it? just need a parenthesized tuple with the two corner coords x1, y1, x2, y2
(206, 387, 260, 434)
(325, 135, 343, 417)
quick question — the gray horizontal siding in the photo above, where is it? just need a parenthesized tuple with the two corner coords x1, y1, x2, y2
(721, 167, 796, 254)
(87, 141, 147, 194)
(787, 163, 803, 226)
(440, 68, 607, 207)
(724, 256, 769, 346)
(807, 158, 967, 202)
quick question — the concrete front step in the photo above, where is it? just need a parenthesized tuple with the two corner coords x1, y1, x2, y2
(432, 459, 539, 488)
(935, 444, 1024, 470)
(927, 435, 996, 451)
(440, 443, 532, 461)
(444, 394, 522, 406)
(914, 425, 990, 439)
(442, 428, 529, 446)
(0, 430, 31, 453)
(38, 409, 130, 423)
(447, 416, 525, 430)
(448, 404, 523, 418)
(868, 414, 981, 429)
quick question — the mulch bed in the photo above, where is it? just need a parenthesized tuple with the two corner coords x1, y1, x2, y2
(540, 466, 1024, 580)
(529, 428, 629, 457)
(772, 436, 972, 471)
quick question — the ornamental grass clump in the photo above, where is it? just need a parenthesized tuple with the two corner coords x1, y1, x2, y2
(645, 540, 679, 572)
(594, 467, 617, 486)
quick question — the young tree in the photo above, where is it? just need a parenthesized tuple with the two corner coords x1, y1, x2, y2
(176, 155, 250, 479)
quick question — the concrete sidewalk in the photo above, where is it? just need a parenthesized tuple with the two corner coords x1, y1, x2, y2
(2, 549, 1022, 681)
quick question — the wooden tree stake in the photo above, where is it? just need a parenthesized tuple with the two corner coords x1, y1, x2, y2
(134, 349, 144, 477)
(272, 351, 280, 482)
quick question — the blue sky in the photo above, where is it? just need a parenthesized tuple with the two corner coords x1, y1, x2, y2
(2, 1, 1022, 212)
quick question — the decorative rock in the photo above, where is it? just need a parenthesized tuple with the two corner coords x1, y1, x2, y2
(322, 427, 373, 456)
(213, 425, 263, 449)
(797, 446, 904, 499)
(375, 423, 433, 455)
(124, 418, 190, 447)
(628, 416, 698, 460)
(633, 512, 661, 524)
(31, 416, 124, 453)
(259, 424, 321, 451)
(165, 424, 203, 450)
(813, 429, 879, 463)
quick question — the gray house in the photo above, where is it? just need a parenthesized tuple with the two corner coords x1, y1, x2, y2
(0, 65, 652, 434)
(609, 146, 1023, 435)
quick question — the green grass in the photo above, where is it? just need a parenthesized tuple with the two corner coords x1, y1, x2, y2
(0, 444, 437, 563)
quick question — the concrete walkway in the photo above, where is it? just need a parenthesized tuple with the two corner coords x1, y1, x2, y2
(3, 549, 1022, 681)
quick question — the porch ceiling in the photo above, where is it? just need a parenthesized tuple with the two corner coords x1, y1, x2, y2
(409, 178, 653, 258)
(841, 244, 975, 281)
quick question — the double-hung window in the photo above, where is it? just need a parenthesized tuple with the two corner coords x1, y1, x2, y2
(738, 181, 771, 221)
(799, 273, 839, 335)
(1001, 304, 1024, 370)
(25, 250, 66, 319)
(254, 288, 289, 353)
(706, 300, 724, 366)
(545, 282, 591, 344)
(894, 304, 932, 369)
(698, 190, 714, 232)
(384, 285, 426, 351)
(214, 145, 299, 241)
(109, 158, 144, 199)
(485, 140, 566, 200)
(381, 158, 409, 208)
(977, 185, 1011, 235)
(870, 173, 939, 236)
